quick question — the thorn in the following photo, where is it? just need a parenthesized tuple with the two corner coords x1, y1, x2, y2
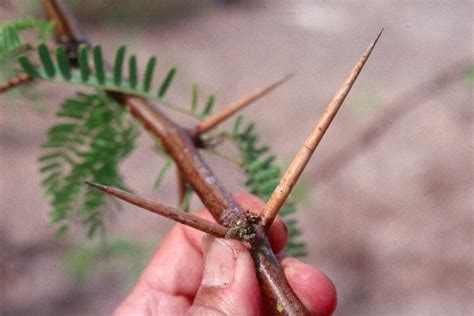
(85, 181, 229, 238)
(42, 0, 88, 45)
(191, 73, 294, 135)
(260, 30, 382, 228)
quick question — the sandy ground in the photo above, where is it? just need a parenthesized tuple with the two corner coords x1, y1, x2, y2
(1, 1, 473, 315)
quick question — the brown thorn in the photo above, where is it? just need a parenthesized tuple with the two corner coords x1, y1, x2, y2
(85, 181, 229, 238)
(42, 0, 87, 43)
(260, 29, 383, 228)
(191, 73, 294, 136)
(0, 73, 31, 93)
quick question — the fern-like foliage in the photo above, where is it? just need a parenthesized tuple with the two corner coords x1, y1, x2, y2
(17, 43, 180, 105)
(231, 115, 307, 257)
(0, 18, 52, 63)
(38, 91, 138, 237)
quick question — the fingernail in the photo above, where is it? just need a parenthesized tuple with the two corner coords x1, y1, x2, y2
(202, 236, 236, 287)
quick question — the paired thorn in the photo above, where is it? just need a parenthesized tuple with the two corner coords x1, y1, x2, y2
(0, 73, 31, 93)
(191, 73, 294, 136)
(85, 181, 229, 238)
(260, 29, 383, 228)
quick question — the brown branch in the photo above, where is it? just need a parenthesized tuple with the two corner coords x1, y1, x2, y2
(0, 73, 31, 93)
(123, 97, 247, 225)
(85, 182, 229, 238)
(313, 57, 473, 181)
(260, 29, 383, 228)
(190, 73, 294, 136)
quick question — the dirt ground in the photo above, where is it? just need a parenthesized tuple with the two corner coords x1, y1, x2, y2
(1, 1, 473, 315)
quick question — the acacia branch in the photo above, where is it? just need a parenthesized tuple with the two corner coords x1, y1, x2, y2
(85, 182, 229, 238)
(190, 73, 293, 136)
(40, 2, 382, 314)
(260, 29, 383, 228)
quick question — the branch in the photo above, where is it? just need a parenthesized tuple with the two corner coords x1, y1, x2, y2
(0, 73, 30, 93)
(190, 73, 294, 136)
(85, 182, 229, 238)
(313, 57, 473, 181)
(260, 29, 383, 228)
(123, 97, 248, 225)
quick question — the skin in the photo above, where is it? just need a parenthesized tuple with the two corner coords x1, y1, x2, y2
(114, 193, 337, 316)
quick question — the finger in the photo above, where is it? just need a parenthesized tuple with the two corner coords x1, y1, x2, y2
(187, 236, 262, 315)
(114, 213, 209, 315)
(281, 257, 337, 316)
(233, 192, 288, 253)
(115, 192, 284, 314)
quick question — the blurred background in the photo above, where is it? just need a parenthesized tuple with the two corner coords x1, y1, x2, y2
(1, 0, 473, 315)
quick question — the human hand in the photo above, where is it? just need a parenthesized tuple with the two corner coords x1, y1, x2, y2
(114, 193, 336, 315)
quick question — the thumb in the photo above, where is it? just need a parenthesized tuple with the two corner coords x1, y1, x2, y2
(188, 236, 262, 315)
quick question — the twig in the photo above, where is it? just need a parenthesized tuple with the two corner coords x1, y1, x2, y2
(190, 73, 294, 136)
(260, 29, 383, 228)
(0, 73, 31, 93)
(85, 182, 229, 238)
(313, 57, 472, 181)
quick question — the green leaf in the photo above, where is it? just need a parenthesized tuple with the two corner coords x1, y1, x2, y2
(143, 56, 156, 92)
(38, 151, 63, 162)
(191, 84, 198, 112)
(0, 18, 53, 63)
(113, 45, 126, 86)
(38, 43, 55, 78)
(40, 162, 61, 173)
(158, 67, 176, 98)
(154, 157, 173, 188)
(128, 55, 137, 89)
(55, 46, 72, 80)
(93, 45, 105, 84)
(202, 95, 215, 116)
(17, 55, 39, 78)
(180, 187, 193, 212)
(233, 115, 243, 134)
(78, 44, 89, 82)
(55, 224, 69, 238)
